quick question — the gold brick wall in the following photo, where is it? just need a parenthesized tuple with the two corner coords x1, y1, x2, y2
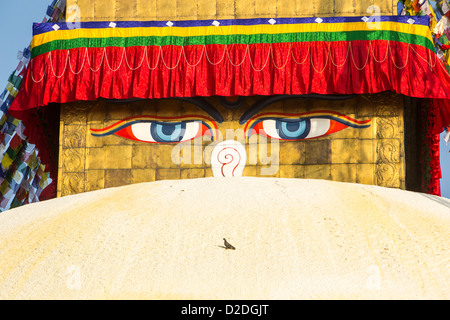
(57, 92, 405, 197)
(66, 0, 396, 21)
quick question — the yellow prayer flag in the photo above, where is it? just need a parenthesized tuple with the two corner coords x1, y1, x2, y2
(1, 153, 14, 169)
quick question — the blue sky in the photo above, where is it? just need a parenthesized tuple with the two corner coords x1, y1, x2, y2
(0, 1, 449, 198)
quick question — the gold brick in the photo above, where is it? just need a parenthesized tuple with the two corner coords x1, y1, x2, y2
(156, 99, 183, 117)
(304, 139, 331, 164)
(222, 124, 246, 144)
(181, 168, 205, 179)
(277, 0, 301, 17)
(259, 164, 280, 177)
(376, 0, 395, 15)
(132, 145, 158, 169)
(215, 0, 234, 19)
(86, 103, 107, 124)
(132, 168, 156, 183)
(105, 103, 142, 121)
(278, 165, 304, 179)
(294, 1, 315, 16)
(353, 0, 374, 15)
(254, 0, 277, 17)
(69, 0, 94, 22)
(187, 140, 207, 168)
(359, 139, 375, 164)
(171, 142, 192, 167)
(243, 165, 257, 177)
(205, 168, 214, 177)
(257, 137, 280, 167)
(279, 141, 304, 165)
(198, 0, 217, 19)
(262, 100, 283, 113)
(235, 0, 254, 18)
(86, 170, 105, 192)
(334, 0, 355, 15)
(331, 164, 357, 183)
(155, 144, 181, 168)
(156, 0, 178, 20)
(331, 139, 359, 164)
(356, 164, 375, 185)
(202, 142, 216, 166)
(247, 141, 258, 165)
(86, 147, 105, 170)
(356, 96, 376, 117)
(105, 169, 132, 188)
(313, 100, 352, 115)
(180, 100, 205, 116)
(115, 0, 137, 18)
(136, 0, 157, 20)
(304, 164, 331, 180)
(315, 0, 335, 16)
(177, 1, 198, 19)
(282, 98, 306, 113)
(94, 0, 117, 20)
(156, 168, 181, 180)
(104, 145, 133, 169)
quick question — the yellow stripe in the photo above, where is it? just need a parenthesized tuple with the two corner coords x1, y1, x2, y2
(31, 21, 433, 49)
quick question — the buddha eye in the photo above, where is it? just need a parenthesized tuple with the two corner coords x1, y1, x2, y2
(121, 121, 200, 143)
(246, 113, 371, 140)
(90, 116, 217, 143)
(257, 118, 337, 140)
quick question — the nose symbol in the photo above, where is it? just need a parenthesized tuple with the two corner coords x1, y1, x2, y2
(210, 140, 246, 177)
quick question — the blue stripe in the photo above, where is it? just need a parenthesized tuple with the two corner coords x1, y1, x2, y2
(32, 15, 430, 36)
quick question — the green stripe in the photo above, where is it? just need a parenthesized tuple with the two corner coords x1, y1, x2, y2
(31, 30, 434, 58)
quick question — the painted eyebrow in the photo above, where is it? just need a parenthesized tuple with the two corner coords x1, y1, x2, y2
(239, 94, 356, 125)
(104, 97, 224, 123)
(90, 114, 218, 137)
(244, 111, 371, 134)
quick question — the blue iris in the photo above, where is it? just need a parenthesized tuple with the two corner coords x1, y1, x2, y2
(150, 122, 186, 142)
(276, 119, 310, 140)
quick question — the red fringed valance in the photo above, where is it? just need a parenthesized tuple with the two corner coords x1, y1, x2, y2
(10, 41, 450, 122)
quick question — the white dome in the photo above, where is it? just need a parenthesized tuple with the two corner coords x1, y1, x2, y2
(0, 177, 449, 299)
